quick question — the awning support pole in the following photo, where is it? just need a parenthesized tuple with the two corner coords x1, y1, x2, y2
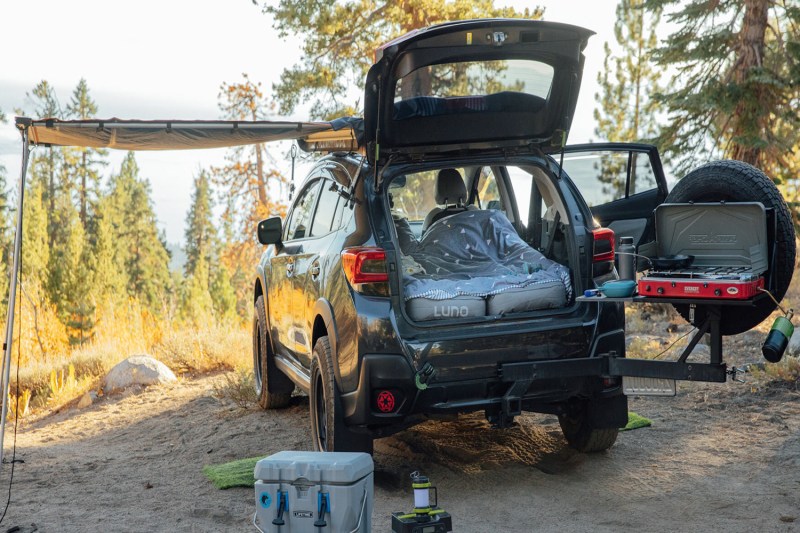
(0, 121, 31, 468)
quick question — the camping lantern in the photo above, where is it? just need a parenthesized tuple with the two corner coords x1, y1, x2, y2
(391, 471, 452, 533)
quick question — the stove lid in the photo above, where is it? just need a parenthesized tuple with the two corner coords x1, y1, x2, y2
(654, 202, 768, 274)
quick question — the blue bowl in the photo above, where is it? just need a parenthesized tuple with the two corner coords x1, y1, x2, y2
(600, 280, 637, 298)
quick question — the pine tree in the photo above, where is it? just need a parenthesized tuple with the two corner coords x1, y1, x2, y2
(210, 263, 237, 321)
(179, 255, 213, 324)
(256, 0, 542, 118)
(212, 75, 288, 272)
(65, 79, 108, 227)
(21, 182, 49, 287)
(107, 153, 172, 311)
(90, 197, 127, 305)
(595, 0, 663, 144)
(184, 170, 217, 277)
(46, 197, 91, 330)
(593, 0, 663, 199)
(181, 170, 227, 324)
(644, 1, 800, 177)
(25, 81, 64, 242)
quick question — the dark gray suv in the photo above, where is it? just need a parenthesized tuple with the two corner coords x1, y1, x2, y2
(251, 19, 793, 454)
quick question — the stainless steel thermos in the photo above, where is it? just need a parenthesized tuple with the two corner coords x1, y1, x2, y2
(618, 236, 636, 281)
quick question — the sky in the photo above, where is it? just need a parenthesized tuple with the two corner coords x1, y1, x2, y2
(0, 0, 622, 246)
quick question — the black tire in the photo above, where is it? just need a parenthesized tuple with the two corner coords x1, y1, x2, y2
(665, 160, 796, 335)
(254, 295, 293, 409)
(558, 406, 619, 453)
(310, 336, 373, 453)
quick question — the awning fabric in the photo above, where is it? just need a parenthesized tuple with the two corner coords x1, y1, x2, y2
(14, 117, 362, 151)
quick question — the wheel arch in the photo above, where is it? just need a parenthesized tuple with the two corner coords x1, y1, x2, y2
(254, 277, 264, 304)
(312, 298, 341, 384)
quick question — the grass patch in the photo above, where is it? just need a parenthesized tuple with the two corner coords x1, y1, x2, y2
(621, 411, 653, 431)
(203, 456, 263, 489)
(154, 325, 250, 375)
(749, 356, 800, 389)
(9, 319, 250, 417)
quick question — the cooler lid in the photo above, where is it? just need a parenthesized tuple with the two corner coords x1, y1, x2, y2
(254, 451, 374, 484)
(654, 202, 768, 273)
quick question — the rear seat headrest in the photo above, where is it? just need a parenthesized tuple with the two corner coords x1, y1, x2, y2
(435, 168, 466, 205)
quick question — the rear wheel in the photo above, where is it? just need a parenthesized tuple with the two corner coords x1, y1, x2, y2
(310, 336, 373, 453)
(665, 160, 796, 334)
(254, 295, 293, 409)
(558, 399, 620, 453)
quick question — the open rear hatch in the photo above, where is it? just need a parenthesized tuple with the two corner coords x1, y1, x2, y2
(364, 19, 594, 167)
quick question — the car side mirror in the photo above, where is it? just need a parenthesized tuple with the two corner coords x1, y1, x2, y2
(257, 217, 283, 245)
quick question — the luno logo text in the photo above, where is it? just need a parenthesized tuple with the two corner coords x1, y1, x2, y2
(434, 305, 470, 317)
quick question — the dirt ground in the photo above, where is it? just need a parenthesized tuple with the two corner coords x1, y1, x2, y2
(1, 330, 799, 532)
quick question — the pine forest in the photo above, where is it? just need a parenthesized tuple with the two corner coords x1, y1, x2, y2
(0, 0, 798, 416)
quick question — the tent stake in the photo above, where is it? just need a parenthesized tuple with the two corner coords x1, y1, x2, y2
(0, 121, 31, 468)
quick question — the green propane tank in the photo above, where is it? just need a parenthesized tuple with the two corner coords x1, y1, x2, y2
(762, 310, 794, 363)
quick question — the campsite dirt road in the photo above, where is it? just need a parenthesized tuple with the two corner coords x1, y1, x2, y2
(2, 361, 799, 533)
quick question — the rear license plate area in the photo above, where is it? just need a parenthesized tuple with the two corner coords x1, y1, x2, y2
(623, 376, 676, 396)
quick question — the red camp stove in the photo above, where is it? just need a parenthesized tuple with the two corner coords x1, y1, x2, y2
(638, 267, 764, 300)
(637, 202, 769, 301)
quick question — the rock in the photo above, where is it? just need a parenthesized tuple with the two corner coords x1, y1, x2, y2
(787, 329, 800, 357)
(681, 341, 710, 357)
(103, 355, 177, 392)
(76, 392, 93, 409)
(625, 335, 663, 353)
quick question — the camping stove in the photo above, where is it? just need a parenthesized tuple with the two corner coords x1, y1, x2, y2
(637, 201, 770, 301)
(638, 267, 765, 300)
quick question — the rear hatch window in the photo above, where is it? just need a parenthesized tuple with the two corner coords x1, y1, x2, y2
(393, 59, 555, 121)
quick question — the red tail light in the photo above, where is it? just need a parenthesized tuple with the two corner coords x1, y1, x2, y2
(593, 227, 615, 263)
(341, 247, 389, 285)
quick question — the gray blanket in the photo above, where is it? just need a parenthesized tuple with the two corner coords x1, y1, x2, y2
(401, 210, 572, 301)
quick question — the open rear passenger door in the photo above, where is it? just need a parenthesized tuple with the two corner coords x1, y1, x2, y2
(559, 143, 669, 249)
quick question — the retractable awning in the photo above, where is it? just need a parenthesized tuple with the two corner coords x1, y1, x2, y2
(14, 116, 363, 151)
(2, 114, 366, 466)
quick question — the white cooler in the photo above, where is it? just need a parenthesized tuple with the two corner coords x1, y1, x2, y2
(253, 451, 373, 533)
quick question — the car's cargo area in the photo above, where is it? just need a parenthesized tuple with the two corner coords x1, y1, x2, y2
(395, 209, 573, 321)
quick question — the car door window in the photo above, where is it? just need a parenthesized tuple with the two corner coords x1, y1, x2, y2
(476, 167, 503, 210)
(309, 180, 342, 236)
(561, 150, 657, 206)
(388, 170, 439, 222)
(629, 152, 657, 195)
(285, 180, 322, 241)
(507, 166, 534, 228)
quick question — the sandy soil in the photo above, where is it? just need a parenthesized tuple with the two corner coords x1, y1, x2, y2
(1, 326, 799, 531)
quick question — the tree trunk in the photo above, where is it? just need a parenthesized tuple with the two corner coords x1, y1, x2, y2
(80, 150, 87, 226)
(729, 0, 769, 166)
(255, 145, 268, 207)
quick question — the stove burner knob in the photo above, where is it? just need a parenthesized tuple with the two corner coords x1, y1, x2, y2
(703, 283, 709, 288)
(645, 284, 651, 292)
(671, 282, 676, 288)
(714, 288, 722, 296)
(657, 287, 665, 295)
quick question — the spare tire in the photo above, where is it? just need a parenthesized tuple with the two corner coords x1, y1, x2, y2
(664, 160, 796, 335)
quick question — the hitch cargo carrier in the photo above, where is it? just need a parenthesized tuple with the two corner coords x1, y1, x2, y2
(498, 293, 767, 412)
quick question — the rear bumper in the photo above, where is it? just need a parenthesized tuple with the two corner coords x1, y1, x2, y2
(340, 352, 624, 434)
(341, 345, 727, 436)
